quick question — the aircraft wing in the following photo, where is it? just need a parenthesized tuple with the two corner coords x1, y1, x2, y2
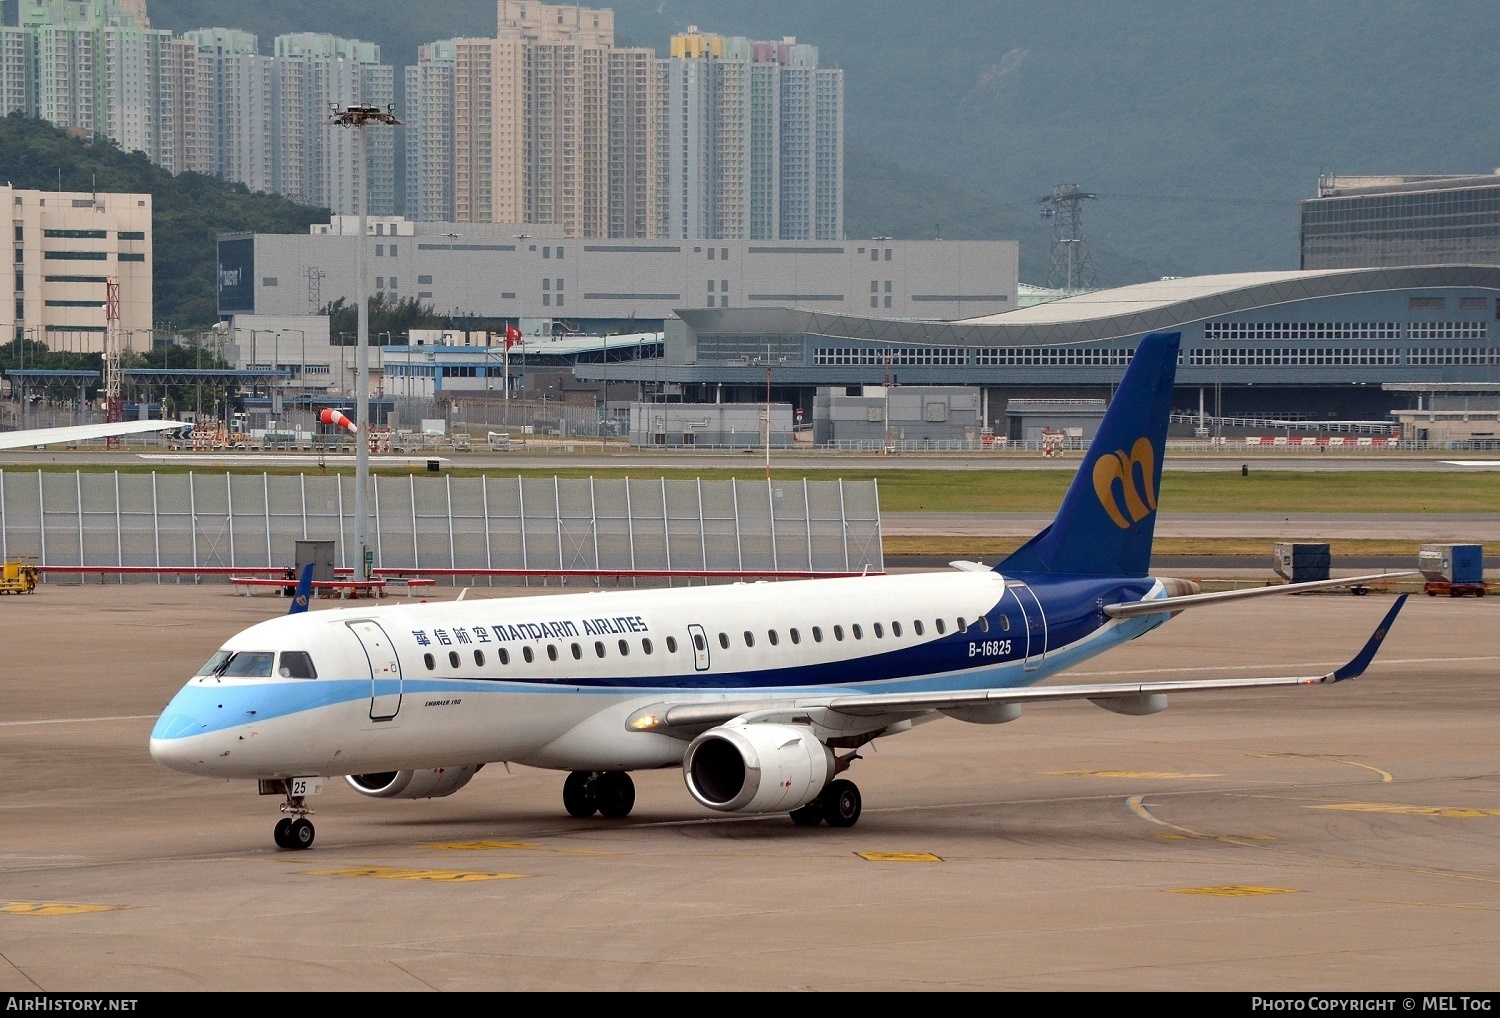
(1102, 571, 1417, 618)
(648, 594, 1408, 733)
(0, 420, 187, 451)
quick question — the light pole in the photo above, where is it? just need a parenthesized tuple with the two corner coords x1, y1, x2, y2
(329, 102, 402, 580)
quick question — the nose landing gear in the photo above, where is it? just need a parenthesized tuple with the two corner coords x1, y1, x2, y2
(264, 780, 316, 850)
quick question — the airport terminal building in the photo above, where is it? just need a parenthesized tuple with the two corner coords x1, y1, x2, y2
(581, 265, 1500, 436)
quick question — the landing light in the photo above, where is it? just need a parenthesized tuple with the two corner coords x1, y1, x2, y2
(629, 715, 661, 731)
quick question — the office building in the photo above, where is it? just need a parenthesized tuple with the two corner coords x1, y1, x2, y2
(1301, 172, 1500, 270)
(5, 184, 153, 353)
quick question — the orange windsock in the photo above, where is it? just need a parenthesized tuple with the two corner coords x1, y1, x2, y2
(319, 408, 358, 434)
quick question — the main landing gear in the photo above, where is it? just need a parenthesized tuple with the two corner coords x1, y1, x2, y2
(271, 784, 315, 850)
(787, 778, 863, 829)
(562, 770, 637, 819)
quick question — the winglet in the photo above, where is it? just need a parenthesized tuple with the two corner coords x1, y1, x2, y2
(1330, 594, 1408, 682)
(287, 563, 315, 616)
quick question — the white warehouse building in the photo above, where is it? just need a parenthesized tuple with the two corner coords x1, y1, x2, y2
(216, 217, 1020, 330)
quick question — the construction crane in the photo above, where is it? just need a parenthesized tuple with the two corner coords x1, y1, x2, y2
(1037, 183, 1097, 293)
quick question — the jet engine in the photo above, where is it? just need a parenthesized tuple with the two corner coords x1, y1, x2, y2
(682, 723, 833, 814)
(346, 764, 484, 799)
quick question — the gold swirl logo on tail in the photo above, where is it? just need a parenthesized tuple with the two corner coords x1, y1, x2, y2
(1092, 437, 1158, 529)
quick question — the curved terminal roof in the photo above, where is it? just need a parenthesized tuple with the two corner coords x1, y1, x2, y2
(677, 265, 1500, 348)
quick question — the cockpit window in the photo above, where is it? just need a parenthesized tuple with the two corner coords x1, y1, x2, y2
(213, 651, 276, 678)
(196, 650, 232, 676)
(277, 651, 318, 679)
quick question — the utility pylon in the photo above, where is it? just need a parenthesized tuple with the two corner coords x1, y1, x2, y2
(1037, 183, 1097, 293)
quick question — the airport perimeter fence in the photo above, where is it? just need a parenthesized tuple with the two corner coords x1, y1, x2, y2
(0, 471, 884, 587)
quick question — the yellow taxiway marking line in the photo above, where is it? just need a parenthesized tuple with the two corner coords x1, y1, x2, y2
(301, 867, 529, 882)
(1043, 770, 1221, 779)
(1253, 753, 1393, 782)
(1314, 803, 1500, 818)
(1172, 885, 1298, 897)
(855, 852, 942, 863)
(0, 902, 131, 916)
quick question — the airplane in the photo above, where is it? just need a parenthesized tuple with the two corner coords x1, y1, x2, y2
(149, 331, 1412, 850)
(0, 418, 187, 451)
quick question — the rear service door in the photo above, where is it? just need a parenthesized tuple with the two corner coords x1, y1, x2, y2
(347, 620, 403, 720)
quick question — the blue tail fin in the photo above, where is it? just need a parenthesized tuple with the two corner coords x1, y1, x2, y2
(287, 562, 315, 615)
(998, 331, 1181, 578)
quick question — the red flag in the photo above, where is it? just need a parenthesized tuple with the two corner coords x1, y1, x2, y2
(504, 323, 521, 350)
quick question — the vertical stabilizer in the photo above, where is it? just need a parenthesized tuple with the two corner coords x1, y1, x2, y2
(287, 563, 315, 615)
(998, 331, 1180, 577)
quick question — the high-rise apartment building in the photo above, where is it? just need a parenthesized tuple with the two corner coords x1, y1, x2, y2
(663, 29, 842, 241)
(272, 33, 394, 216)
(403, 4, 659, 237)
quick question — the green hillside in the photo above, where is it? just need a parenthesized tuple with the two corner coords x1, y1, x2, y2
(0, 114, 326, 327)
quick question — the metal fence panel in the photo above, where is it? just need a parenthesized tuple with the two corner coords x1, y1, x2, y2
(1, 470, 883, 583)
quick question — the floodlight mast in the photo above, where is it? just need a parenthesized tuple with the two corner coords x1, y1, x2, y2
(328, 103, 402, 579)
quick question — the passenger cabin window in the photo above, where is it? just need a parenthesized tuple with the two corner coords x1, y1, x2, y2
(789, 628, 800, 644)
(833, 625, 844, 641)
(643, 638, 654, 654)
(977, 616, 989, 632)
(448, 651, 460, 668)
(718, 633, 730, 649)
(571, 643, 583, 660)
(743, 631, 755, 647)
(852, 624, 863, 639)
(913, 620, 924, 636)
(891, 622, 902, 638)
(768, 630, 779, 646)
(424, 653, 436, 670)
(669, 636, 681, 653)
(957, 617, 967, 632)
(935, 619, 947, 635)
(618, 639, 630, 656)
(522, 646, 535, 664)
(546, 645, 558, 662)
(474, 650, 486, 666)
(812, 626, 823, 642)
(499, 648, 511, 665)
(595, 641, 607, 658)
(998, 616, 1009, 631)
(873, 623, 884, 638)
(277, 651, 317, 679)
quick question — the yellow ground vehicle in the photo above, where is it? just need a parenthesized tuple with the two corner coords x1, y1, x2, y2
(0, 559, 39, 594)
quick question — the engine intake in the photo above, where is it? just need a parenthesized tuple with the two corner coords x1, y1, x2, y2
(346, 764, 483, 799)
(683, 723, 833, 814)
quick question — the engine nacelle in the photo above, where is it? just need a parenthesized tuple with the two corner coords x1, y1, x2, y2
(683, 723, 834, 814)
(1089, 693, 1168, 717)
(346, 764, 484, 799)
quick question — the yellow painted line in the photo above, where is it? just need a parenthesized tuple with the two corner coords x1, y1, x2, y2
(301, 867, 529, 882)
(1314, 803, 1500, 818)
(855, 852, 942, 863)
(1173, 886, 1298, 897)
(1254, 753, 1393, 783)
(1043, 769, 1220, 779)
(1, 902, 130, 916)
